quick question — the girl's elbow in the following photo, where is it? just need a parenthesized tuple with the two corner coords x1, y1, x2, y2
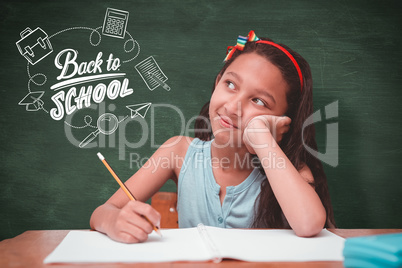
(293, 214, 326, 237)
(294, 225, 322, 237)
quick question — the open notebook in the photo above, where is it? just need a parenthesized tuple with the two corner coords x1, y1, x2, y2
(44, 224, 345, 263)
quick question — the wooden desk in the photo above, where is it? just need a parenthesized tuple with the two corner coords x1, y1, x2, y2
(1, 229, 401, 267)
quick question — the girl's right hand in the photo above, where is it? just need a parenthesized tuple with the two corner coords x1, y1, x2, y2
(106, 201, 161, 244)
(243, 115, 291, 154)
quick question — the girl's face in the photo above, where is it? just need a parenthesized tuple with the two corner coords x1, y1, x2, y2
(209, 52, 289, 146)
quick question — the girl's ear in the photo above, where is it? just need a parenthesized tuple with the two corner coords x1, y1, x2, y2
(215, 74, 222, 88)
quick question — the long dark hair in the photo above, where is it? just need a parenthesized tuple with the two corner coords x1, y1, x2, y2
(194, 37, 336, 228)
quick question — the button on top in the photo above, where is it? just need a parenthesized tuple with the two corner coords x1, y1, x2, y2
(218, 217, 223, 223)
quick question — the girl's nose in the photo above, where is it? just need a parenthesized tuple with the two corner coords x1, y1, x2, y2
(224, 97, 242, 117)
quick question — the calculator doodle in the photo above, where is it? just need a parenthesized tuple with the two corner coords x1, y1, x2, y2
(102, 8, 129, 39)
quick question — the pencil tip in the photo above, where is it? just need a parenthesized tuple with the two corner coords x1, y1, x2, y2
(155, 228, 163, 237)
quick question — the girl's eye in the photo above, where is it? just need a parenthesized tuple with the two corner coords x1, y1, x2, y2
(253, 98, 267, 107)
(226, 81, 235, 90)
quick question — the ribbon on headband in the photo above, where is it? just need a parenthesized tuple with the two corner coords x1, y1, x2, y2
(224, 31, 260, 62)
(224, 30, 304, 91)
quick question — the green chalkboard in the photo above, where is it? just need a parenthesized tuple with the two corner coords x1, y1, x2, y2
(1, 0, 401, 240)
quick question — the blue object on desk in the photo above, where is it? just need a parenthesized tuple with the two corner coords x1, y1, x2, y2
(343, 232, 402, 268)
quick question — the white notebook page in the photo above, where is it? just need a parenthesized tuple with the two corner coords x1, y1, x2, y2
(44, 228, 211, 263)
(44, 227, 345, 263)
(206, 227, 345, 262)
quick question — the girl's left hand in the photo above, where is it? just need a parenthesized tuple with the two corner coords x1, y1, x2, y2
(243, 115, 291, 154)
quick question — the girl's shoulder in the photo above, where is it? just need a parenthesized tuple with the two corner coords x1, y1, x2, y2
(159, 136, 195, 157)
(159, 136, 213, 163)
(159, 136, 195, 182)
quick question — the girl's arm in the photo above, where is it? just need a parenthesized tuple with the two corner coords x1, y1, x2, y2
(244, 116, 326, 237)
(90, 136, 190, 243)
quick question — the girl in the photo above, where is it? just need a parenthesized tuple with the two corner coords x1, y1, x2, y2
(90, 30, 336, 243)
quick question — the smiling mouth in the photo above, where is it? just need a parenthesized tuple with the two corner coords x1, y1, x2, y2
(218, 115, 238, 129)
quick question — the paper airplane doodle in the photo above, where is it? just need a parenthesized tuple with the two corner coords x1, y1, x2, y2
(18, 91, 48, 113)
(126, 103, 151, 118)
(79, 103, 152, 148)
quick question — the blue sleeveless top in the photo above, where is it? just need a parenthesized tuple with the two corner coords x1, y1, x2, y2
(177, 138, 266, 228)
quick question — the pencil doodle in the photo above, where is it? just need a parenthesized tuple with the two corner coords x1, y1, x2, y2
(135, 56, 171, 91)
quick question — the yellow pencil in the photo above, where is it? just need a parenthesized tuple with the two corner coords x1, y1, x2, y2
(97, 152, 162, 237)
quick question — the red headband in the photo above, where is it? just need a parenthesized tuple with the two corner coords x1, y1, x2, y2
(225, 31, 304, 92)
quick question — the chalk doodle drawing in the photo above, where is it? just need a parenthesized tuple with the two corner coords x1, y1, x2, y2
(64, 115, 97, 130)
(16, 8, 141, 115)
(102, 8, 129, 39)
(135, 56, 171, 91)
(79, 113, 119, 148)
(18, 91, 48, 113)
(15, 7, 171, 149)
(78, 103, 152, 148)
(16, 27, 54, 66)
(126, 103, 152, 119)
